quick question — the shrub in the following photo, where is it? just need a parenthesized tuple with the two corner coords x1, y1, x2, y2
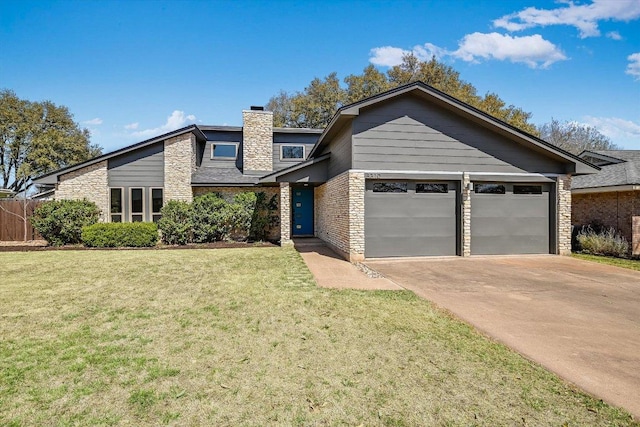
(81, 222, 158, 248)
(576, 226, 629, 258)
(248, 192, 279, 241)
(230, 192, 257, 241)
(191, 193, 232, 242)
(157, 201, 193, 245)
(31, 199, 100, 246)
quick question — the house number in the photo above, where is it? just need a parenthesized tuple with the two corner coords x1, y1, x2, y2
(365, 173, 381, 179)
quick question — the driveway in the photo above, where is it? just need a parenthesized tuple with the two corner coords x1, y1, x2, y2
(365, 255, 640, 419)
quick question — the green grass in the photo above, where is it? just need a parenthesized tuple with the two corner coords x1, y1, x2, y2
(1, 248, 637, 426)
(573, 253, 640, 271)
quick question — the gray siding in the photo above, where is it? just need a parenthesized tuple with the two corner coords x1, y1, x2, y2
(352, 96, 565, 174)
(272, 143, 317, 171)
(108, 142, 164, 187)
(321, 123, 353, 178)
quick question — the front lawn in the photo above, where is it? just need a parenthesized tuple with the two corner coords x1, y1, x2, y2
(572, 253, 640, 271)
(1, 248, 636, 426)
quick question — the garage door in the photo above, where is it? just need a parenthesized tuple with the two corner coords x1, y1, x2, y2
(471, 182, 551, 255)
(365, 181, 458, 258)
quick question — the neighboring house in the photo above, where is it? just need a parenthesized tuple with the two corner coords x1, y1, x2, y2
(34, 82, 597, 260)
(0, 189, 15, 199)
(572, 150, 640, 256)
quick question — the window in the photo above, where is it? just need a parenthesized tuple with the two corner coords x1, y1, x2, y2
(416, 183, 448, 193)
(372, 182, 407, 193)
(281, 145, 305, 160)
(475, 183, 505, 194)
(211, 143, 237, 159)
(130, 188, 144, 222)
(110, 188, 123, 222)
(151, 188, 163, 223)
(514, 185, 543, 195)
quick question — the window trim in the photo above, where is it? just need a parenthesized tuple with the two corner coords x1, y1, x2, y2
(210, 142, 238, 160)
(130, 187, 145, 222)
(109, 187, 124, 223)
(150, 187, 163, 223)
(280, 144, 305, 161)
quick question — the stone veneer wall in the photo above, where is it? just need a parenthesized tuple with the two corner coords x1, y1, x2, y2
(55, 161, 109, 222)
(242, 110, 273, 173)
(462, 173, 471, 256)
(164, 133, 195, 203)
(193, 186, 281, 241)
(557, 175, 572, 255)
(314, 171, 365, 261)
(279, 183, 291, 244)
(572, 189, 640, 256)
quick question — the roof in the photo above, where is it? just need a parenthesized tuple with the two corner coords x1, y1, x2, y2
(33, 125, 207, 185)
(573, 150, 640, 190)
(309, 81, 597, 175)
(191, 167, 260, 186)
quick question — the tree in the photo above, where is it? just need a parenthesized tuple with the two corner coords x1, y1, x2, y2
(0, 89, 101, 194)
(538, 119, 617, 155)
(266, 55, 539, 133)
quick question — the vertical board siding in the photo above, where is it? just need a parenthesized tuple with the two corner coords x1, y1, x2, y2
(108, 142, 164, 187)
(0, 200, 42, 241)
(352, 96, 564, 174)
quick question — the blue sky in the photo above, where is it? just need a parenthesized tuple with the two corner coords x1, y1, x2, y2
(1, 0, 639, 152)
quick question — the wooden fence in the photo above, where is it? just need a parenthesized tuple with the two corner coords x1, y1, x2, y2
(0, 200, 43, 241)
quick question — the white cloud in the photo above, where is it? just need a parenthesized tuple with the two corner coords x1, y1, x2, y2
(584, 116, 640, 142)
(124, 122, 139, 130)
(83, 118, 103, 125)
(606, 31, 622, 40)
(369, 46, 410, 67)
(130, 111, 197, 139)
(493, 0, 640, 38)
(370, 33, 566, 69)
(452, 32, 567, 68)
(626, 52, 640, 80)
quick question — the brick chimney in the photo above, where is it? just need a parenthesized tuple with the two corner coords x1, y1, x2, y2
(242, 106, 273, 173)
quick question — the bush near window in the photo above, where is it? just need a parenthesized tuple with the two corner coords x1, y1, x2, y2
(81, 222, 158, 248)
(575, 225, 629, 258)
(157, 201, 193, 245)
(31, 199, 100, 246)
(157, 192, 278, 245)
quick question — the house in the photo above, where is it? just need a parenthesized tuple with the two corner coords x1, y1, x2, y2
(33, 82, 597, 260)
(572, 150, 640, 256)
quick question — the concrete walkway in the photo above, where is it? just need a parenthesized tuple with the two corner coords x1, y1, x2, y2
(293, 238, 401, 290)
(366, 255, 640, 419)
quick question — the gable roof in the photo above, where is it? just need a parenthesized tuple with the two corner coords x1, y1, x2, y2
(33, 125, 207, 185)
(309, 81, 597, 175)
(573, 150, 640, 190)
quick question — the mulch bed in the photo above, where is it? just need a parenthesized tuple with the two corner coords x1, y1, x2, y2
(0, 241, 278, 252)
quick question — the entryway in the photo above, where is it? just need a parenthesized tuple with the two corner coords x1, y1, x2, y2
(291, 187, 314, 236)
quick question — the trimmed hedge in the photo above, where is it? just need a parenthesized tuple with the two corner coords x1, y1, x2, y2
(81, 222, 159, 248)
(31, 199, 100, 246)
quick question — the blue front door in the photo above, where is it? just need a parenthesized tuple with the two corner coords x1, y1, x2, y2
(292, 188, 313, 236)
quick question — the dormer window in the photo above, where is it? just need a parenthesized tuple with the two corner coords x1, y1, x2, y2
(211, 143, 237, 159)
(281, 145, 305, 161)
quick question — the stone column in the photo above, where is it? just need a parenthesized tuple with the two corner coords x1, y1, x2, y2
(461, 173, 472, 256)
(243, 109, 273, 173)
(557, 175, 572, 255)
(280, 182, 292, 245)
(164, 133, 195, 202)
(348, 171, 365, 262)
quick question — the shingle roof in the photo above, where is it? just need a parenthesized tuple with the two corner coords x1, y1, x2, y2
(573, 150, 640, 189)
(191, 167, 260, 186)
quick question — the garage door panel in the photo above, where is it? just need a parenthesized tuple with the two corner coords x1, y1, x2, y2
(471, 183, 550, 255)
(365, 181, 458, 258)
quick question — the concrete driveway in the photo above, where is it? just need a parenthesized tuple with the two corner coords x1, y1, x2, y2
(365, 255, 640, 418)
